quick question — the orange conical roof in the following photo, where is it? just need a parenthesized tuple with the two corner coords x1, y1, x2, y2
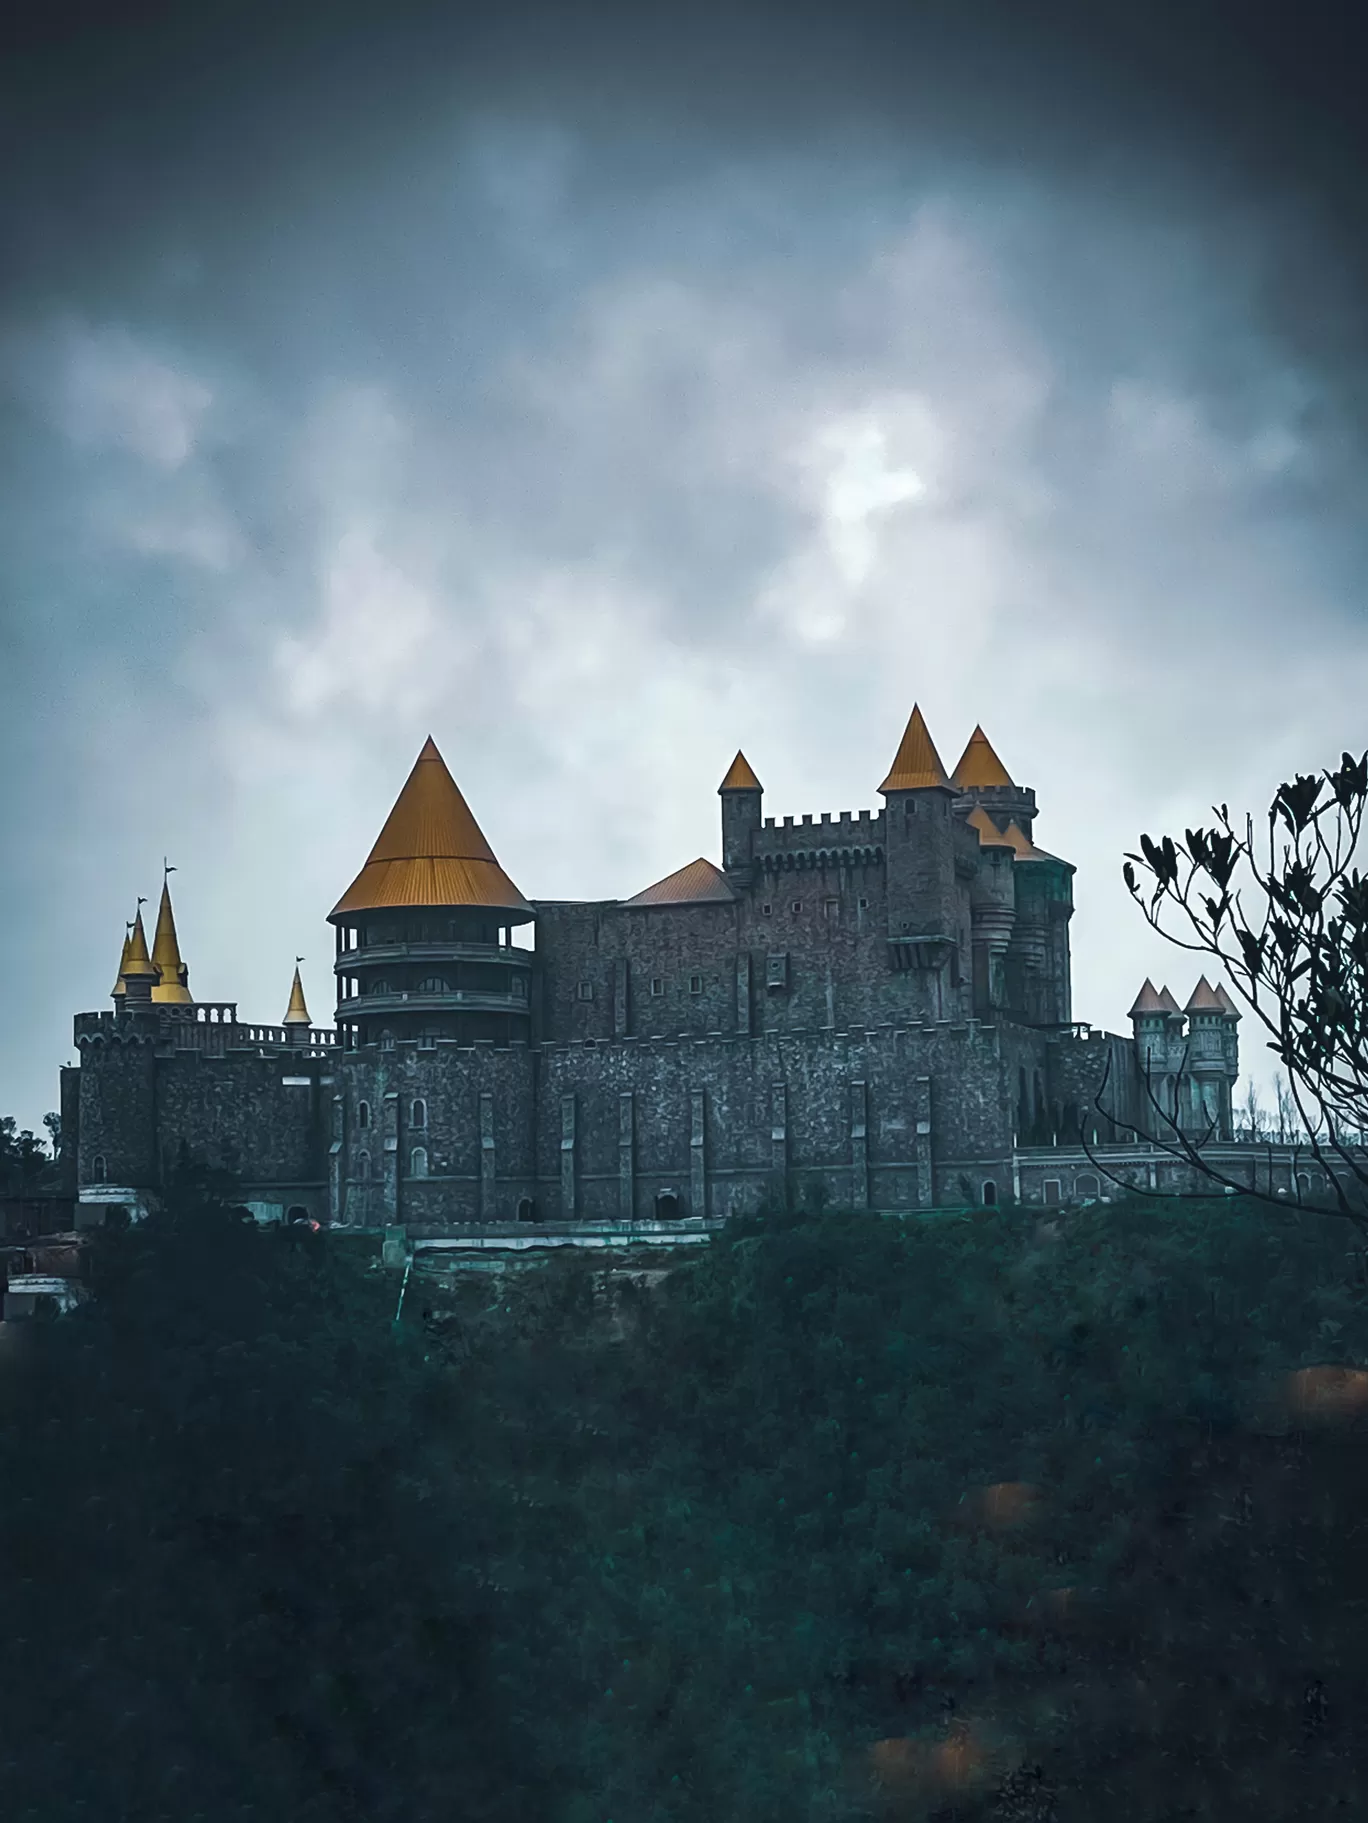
(121, 908, 157, 980)
(625, 857, 738, 907)
(1128, 978, 1165, 1018)
(719, 751, 762, 793)
(966, 805, 1013, 848)
(1185, 976, 1224, 1013)
(952, 725, 1015, 790)
(150, 877, 192, 1004)
(879, 704, 951, 792)
(283, 965, 311, 1026)
(331, 737, 531, 919)
(111, 925, 133, 998)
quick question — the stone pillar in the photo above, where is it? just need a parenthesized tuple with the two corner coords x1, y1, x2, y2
(329, 1093, 345, 1225)
(560, 1093, 576, 1219)
(690, 1089, 706, 1218)
(735, 954, 752, 1037)
(914, 1075, 933, 1209)
(850, 1078, 869, 1211)
(771, 1080, 788, 1179)
(382, 1090, 400, 1224)
(619, 1091, 635, 1220)
(613, 958, 630, 1038)
(479, 1091, 496, 1219)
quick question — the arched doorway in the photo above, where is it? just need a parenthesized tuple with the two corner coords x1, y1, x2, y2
(654, 1190, 680, 1220)
(981, 1181, 998, 1208)
(516, 1196, 537, 1223)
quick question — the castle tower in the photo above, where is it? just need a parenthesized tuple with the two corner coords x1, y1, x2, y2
(879, 705, 960, 995)
(111, 925, 133, 999)
(965, 806, 1015, 1013)
(150, 874, 192, 1004)
(1183, 976, 1237, 1140)
(950, 724, 1038, 841)
(329, 737, 534, 1048)
(119, 907, 159, 1007)
(718, 751, 762, 876)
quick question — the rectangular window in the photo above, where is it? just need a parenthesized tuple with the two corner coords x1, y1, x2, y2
(651, 978, 665, 997)
(823, 897, 839, 919)
(857, 897, 869, 910)
(791, 901, 802, 914)
(689, 974, 703, 994)
(761, 903, 772, 916)
(576, 981, 593, 1001)
(1043, 1178, 1061, 1206)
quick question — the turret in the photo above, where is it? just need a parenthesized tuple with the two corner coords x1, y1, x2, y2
(718, 751, 762, 876)
(1184, 976, 1237, 1139)
(119, 907, 159, 1008)
(329, 736, 535, 1048)
(879, 705, 961, 999)
(150, 873, 192, 1004)
(965, 807, 1015, 1013)
(283, 963, 311, 1046)
(950, 724, 1038, 841)
(111, 925, 133, 1000)
(999, 820, 1075, 1025)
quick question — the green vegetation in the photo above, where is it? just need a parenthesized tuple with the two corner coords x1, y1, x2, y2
(4, 1175, 1368, 1819)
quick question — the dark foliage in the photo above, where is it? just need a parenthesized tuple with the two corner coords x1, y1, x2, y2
(5, 1179, 1368, 1819)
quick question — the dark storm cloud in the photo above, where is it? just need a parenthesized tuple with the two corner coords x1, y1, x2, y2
(2, 0, 1367, 1129)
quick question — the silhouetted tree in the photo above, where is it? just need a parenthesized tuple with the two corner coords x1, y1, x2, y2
(1122, 748, 1368, 1227)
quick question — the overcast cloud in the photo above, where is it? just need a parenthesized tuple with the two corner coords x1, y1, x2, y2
(3, 3, 1366, 1130)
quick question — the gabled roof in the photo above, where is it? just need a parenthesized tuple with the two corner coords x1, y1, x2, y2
(719, 751, 762, 793)
(1185, 976, 1225, 1013)
(283, 966, 311, 1026)
(624, 857, 738, 907)
(966, 805, 1013, 848)
(150, 878, 192, 1004)
(1213, 982, 1240, 1019)
(879, 704, 952, 793)
(331, 737, 532, 919)
(951, 724, 1015, 790)
(1128, 978, 1165, 1018)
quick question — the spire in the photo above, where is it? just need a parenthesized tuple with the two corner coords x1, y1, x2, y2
(121, 908, 157, 981)
(150, 872, 192, 1004)
(111, 925, 133, 999)
(1213, 982, 1240, 1020)
(951, 725, 1015, 790)
(1186, 976, 1225, 1014)
(879, 704, 951, 793)
(330, 736, 532, 919)
(719, 751, 762, 793)
(1157, 985, 1183, 1017)
(1128, 978, 1165, 1018)
(283, 963, 311, 1026)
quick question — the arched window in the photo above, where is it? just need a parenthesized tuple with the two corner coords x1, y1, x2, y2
(380, 1030, 395, 1051)
(516, 1196, 537, 1223)
(357, 1100, 371, 1130)
(655, 1190, 680, 1219)
(1075, 1173, 1100, 1201)
(358, 1150, 371, 1180)
(981, 1180, 998, 1207)
(92, 1153, 107, 1180)
(410, 1146, 429, 1179)
(411, 1098, 427, 1130)
(417, 976, 447, 994)
(368, 978, 389, 996)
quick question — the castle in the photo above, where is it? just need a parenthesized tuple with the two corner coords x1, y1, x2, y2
(63, 707, 1244, 1229)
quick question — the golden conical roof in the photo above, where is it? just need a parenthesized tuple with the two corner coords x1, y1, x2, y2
(951, 724, 1015, 790)
(625, 857, 738, 907)
(719, 751, 762, 793)
(111, 926, 133, 998)
(283, 965, 311, 1026)
(121, 909, 158, 979)
(879, 704, 951, 792)
(330, 737, 532, 919)
(150, 878, 192, 1004)
(966, 805, 1013, 847)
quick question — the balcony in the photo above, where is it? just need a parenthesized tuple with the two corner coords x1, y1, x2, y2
(334, 989, 531, 1020)
(334, 941, 531, 972)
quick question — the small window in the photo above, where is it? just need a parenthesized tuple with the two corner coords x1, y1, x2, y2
(981, 1180, 997, 1207)
(689, 974, 703, 994)
(512, 975, 526, 998)
(823, 897, 839, 919)
(858, 897, 869, 910)
(369, 978, 388, 995)
(577, 981, 594, 1001)
(650, 978, 665, 997)
(357, 1100, 371, 1130)
(410, 1146, 428, 1179)
(791, 901, 801, 914)
(411, 1098, 427, 1130)
(358, 1149, 370, 1181)
(761, 903, 773, 916)
(92, 1153, 107, 1180)
(417, 975, 446, 993)
(380, 1030, 395, 1051)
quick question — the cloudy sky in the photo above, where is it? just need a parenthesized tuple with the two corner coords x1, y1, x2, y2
(3, 0, 1366, 1131)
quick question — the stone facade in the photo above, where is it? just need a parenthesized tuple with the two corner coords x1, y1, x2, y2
(62, 714, 1243, 1225)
